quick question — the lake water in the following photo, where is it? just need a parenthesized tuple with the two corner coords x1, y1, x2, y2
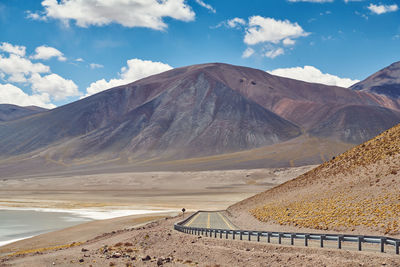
(0, 208, 175, 247)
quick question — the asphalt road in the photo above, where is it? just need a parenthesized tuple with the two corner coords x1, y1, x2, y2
(184, 211, 236, 229)
(180, 212, 399, 255)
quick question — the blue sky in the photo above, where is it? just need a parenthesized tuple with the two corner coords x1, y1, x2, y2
(0, 0, 399, 108)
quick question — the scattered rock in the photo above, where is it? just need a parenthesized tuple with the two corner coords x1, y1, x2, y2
(81, 248, 88, 252)
(142, 255, 151, 261)
(79, 259, 84, 263)
(157, 258, 164, 266)
(112, 252, 121, 258)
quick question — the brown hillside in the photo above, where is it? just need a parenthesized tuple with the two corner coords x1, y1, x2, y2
(228, 123, 400, 236)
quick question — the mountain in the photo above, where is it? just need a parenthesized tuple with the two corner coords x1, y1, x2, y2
(0, 63, 400, 174)
(228, 122, 400, 236)
(0, 104, 47, 122)
(351, 61, 400, 99)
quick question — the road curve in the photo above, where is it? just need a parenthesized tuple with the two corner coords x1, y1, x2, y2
(183, 211, 236, 230)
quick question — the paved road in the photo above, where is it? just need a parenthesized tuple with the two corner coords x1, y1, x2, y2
(179, 212, 399, 255)
(184, 211, 236, 230)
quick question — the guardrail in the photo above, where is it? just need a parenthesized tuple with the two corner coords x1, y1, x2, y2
(174, 211, 400, 255)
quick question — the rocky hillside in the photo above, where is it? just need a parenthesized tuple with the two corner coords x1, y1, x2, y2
(229, 123, 400, 236)
(0, 104, 47, 122)
(351, 61, 400, 98)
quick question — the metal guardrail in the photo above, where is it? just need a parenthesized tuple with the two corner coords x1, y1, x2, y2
(174, 211, 400, 255)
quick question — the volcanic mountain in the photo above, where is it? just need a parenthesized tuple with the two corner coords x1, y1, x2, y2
(0, 104, 47, 122)
(351, 61, 400, 99)
(0, 63, 400, 174)
(229, 122, 400, 236)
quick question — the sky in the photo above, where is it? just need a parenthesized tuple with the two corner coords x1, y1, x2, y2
(0, 0, 399, 108)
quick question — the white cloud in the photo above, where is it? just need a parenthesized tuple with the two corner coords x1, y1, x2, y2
(242, 47, 255, 58)
(244, 16, 309, 45)
(0, 54, 50, 83)
(30, 0, 195, 30)
(75, 58, 84, 62)
(368, 4, 398, 15)
(0, 42, 80, 106)
(227, 17, 246, 28)
(268, 65, 360, 87)
(29, 73, 80, 101)
(90, 63, 104, 69)
(31, 45, 67, 61)
(0, 42, 26, 57)
(283, 38, 296, 46)
(0, 83, 55, 108)
(288, 0, 333, 2)
(85, 58, 172, 97)
(265, 48, 284, 59)
(195, 0, 215, 13)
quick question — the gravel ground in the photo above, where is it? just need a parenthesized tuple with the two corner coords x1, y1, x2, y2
(2, 214, 400, 267)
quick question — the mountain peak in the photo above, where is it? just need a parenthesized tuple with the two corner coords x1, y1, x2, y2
(350, 61, 400, 98)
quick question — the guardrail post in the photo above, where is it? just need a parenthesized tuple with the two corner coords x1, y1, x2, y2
(320, 235, 325, 248)
(380, 237, 386, 253)
(206, 229, 208, 237)
(396, 241, 400, 255)
(257, 232, 261, 242)
(220, 230, 222, 239)
(291, 234, 295, 245)
(214, 230, 217, 238)
(226, 231, 229, 239)
(202, 229, 204, 235)
(338, 235, 343, 249)
(248, 231, 252, 241)
(267, 232, 271, 243)
(240, 231, 243, 240)
(233, 231, 236, 240)
(278, 233, 282, 244)
(305, 234, 309, 247)
(358, 236, 363, 251)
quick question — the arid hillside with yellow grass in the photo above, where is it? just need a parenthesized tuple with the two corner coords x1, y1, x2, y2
(228, 123, 400, 237)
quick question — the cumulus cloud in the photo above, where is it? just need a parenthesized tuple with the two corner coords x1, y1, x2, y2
(0, 83, 55, 108)
(31, 45, 67, 61)
(0, 42, 79, 106)
(85, 59, 172, 97)
(265, 48, 284, 59)
(0, 53, 50, 83)
(368, 4, 398, 15)
(268, 65, 360, 87)
(29, 73, 80, 101)
(242, 47, 255, 58)
(0, 42, 26, 57)
(195, 0, 216, 13)
(244, 16, 309, 45)
(29, 0, 195, 30)
(90, 63, 104, 69)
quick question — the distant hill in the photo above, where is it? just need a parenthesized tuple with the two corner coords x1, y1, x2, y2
(351, 61, 400, 99)
(0, 63, 400, 175)
(229, 122, 400, 236)
(0, 104, 47, 122)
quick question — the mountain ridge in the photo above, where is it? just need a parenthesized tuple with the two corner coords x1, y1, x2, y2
(1, 62, 400, 174)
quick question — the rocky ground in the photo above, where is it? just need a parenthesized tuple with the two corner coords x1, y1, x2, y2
(2, 214, 400, 267)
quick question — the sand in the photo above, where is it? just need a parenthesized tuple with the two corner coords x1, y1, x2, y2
(0, 166, 314, 211)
